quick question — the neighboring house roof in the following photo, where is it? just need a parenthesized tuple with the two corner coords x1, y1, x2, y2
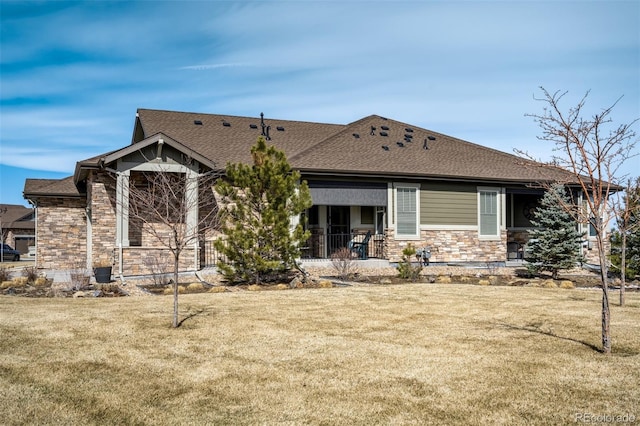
(0, 204, 35, 231)
(23, 176, 84, 199)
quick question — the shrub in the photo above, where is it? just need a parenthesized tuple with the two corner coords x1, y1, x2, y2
(542, 280, 557, 288)
(560, 280, 575, 289)
(34, 277, 48, 287)
(318, 280, 333, 288)
(70, 272, 90, 291)
(0, 267, 10, 282)
(22, 266, 39, 284)
(397, 244, 422, 280)
(208, 286, 226, 293)
(143, 255, 171, 287)
(163, 286, 186, 295)
(331, 247, 358, 280)
(186, 282, 204, 292)
(1, 281, 13, 289)
(12, 277, 28, 288)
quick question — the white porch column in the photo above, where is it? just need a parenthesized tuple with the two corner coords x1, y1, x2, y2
(185, 167, 199, 269)
(115, 170, 130, 247)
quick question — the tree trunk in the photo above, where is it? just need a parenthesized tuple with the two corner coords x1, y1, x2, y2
(596, 234, 611, 354)
(173, 255, 179, 328)
(620, 233, 626, 306)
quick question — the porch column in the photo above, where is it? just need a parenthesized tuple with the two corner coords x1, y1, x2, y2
(185, 167, 199, 270)
(115, 170, 130, 247)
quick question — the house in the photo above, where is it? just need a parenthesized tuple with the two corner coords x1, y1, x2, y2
(23, 109, 599, 275)
(0, 204, 35, 257)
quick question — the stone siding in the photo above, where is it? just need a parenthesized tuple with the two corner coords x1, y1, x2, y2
(385, 229, 507, 263)
(89, 172, 117, 267)
(116, 247, 198, 276)
(35, 198, 87, 269)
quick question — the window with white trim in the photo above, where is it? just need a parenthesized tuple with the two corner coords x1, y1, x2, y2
(479, 189, 499, 238)
(396, 186, 418, 238)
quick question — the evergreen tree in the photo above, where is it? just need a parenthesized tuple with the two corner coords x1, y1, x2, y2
(525, 184, 585, 279)
(214, 137, 312, 284)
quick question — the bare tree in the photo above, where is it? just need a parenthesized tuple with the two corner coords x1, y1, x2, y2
(125, 164, 221, 327)
(611, 177, 640, 306)
(527, 87, 638, 354)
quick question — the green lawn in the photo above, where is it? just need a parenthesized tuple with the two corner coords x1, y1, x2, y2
(1, 284, 638, 425)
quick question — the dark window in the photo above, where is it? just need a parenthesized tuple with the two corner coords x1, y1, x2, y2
(361, 206, 374, 225)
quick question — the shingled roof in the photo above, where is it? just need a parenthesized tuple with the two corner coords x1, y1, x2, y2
(134, 109, 344, 169)
(24, 108, 579, 202)
(135, 109, 576, 184)
(24, 176, 84, 198)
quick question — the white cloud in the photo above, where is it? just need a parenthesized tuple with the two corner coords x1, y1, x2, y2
(1, 0, 638, 189)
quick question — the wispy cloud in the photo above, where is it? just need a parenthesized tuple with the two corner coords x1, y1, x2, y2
(1, 0, 638, 205)
(179, 63, 255, 71)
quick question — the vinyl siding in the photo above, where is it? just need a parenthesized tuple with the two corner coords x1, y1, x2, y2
(421, 182, 477, 225)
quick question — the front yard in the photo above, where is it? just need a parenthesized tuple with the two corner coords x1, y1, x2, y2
(1, 284, 638, 425)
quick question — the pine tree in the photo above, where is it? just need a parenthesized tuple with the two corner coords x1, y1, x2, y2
(214, 137, 312, 284)
(525, 184, 585, 279)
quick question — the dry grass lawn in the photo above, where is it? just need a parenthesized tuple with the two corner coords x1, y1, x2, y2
(1, 284, 638, 425)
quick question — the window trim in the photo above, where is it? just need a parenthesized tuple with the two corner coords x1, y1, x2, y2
(394, 183, 420, 240)
(478, 187, 502, 240)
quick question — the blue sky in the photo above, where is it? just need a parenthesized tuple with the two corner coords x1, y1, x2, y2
(1, 0, 639, 206)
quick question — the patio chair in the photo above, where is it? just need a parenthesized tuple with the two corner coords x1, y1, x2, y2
(348, 231, 371, 260)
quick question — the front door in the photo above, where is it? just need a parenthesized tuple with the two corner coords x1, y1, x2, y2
(328, 206, 350, 254)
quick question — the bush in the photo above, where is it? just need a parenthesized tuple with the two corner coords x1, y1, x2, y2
(331, 247, 358, 280)
(34, 277, 48, 287)
(397, 244, 422, 280)
(186, 282, 204, 292)
(144, 255, 171, 287)
(559, 280, 575, 289)
(0, 267, 10, 282)
(318, 280, 333, 288)
(11, 277, 28, 288)
(22, 266, 39, 284)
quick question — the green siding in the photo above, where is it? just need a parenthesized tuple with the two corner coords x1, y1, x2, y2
(421, 182, 477, 225)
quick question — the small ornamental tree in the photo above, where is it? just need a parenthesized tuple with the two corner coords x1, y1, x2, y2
(526, 88, 638, 354)
(610, 177, 640, 305)
(525, 184, 585, 279)
(125, 165, 221, 328)
(215, 137, 312, 284)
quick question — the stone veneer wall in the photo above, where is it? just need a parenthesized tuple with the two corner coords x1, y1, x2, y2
(89, 172, 117, 267)
(509, 227, 610, 266)
(35, 198, 87, 269)
(117, 247, 198, 276)
(385, 229, 507, 263)
(88, 170, 200, 276)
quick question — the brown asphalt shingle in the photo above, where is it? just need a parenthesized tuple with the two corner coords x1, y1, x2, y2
(24, 108, 580, 201)
(137, 109, 577, 184)
(24, 176, 82, 198)
(135, 109, 344, 169)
